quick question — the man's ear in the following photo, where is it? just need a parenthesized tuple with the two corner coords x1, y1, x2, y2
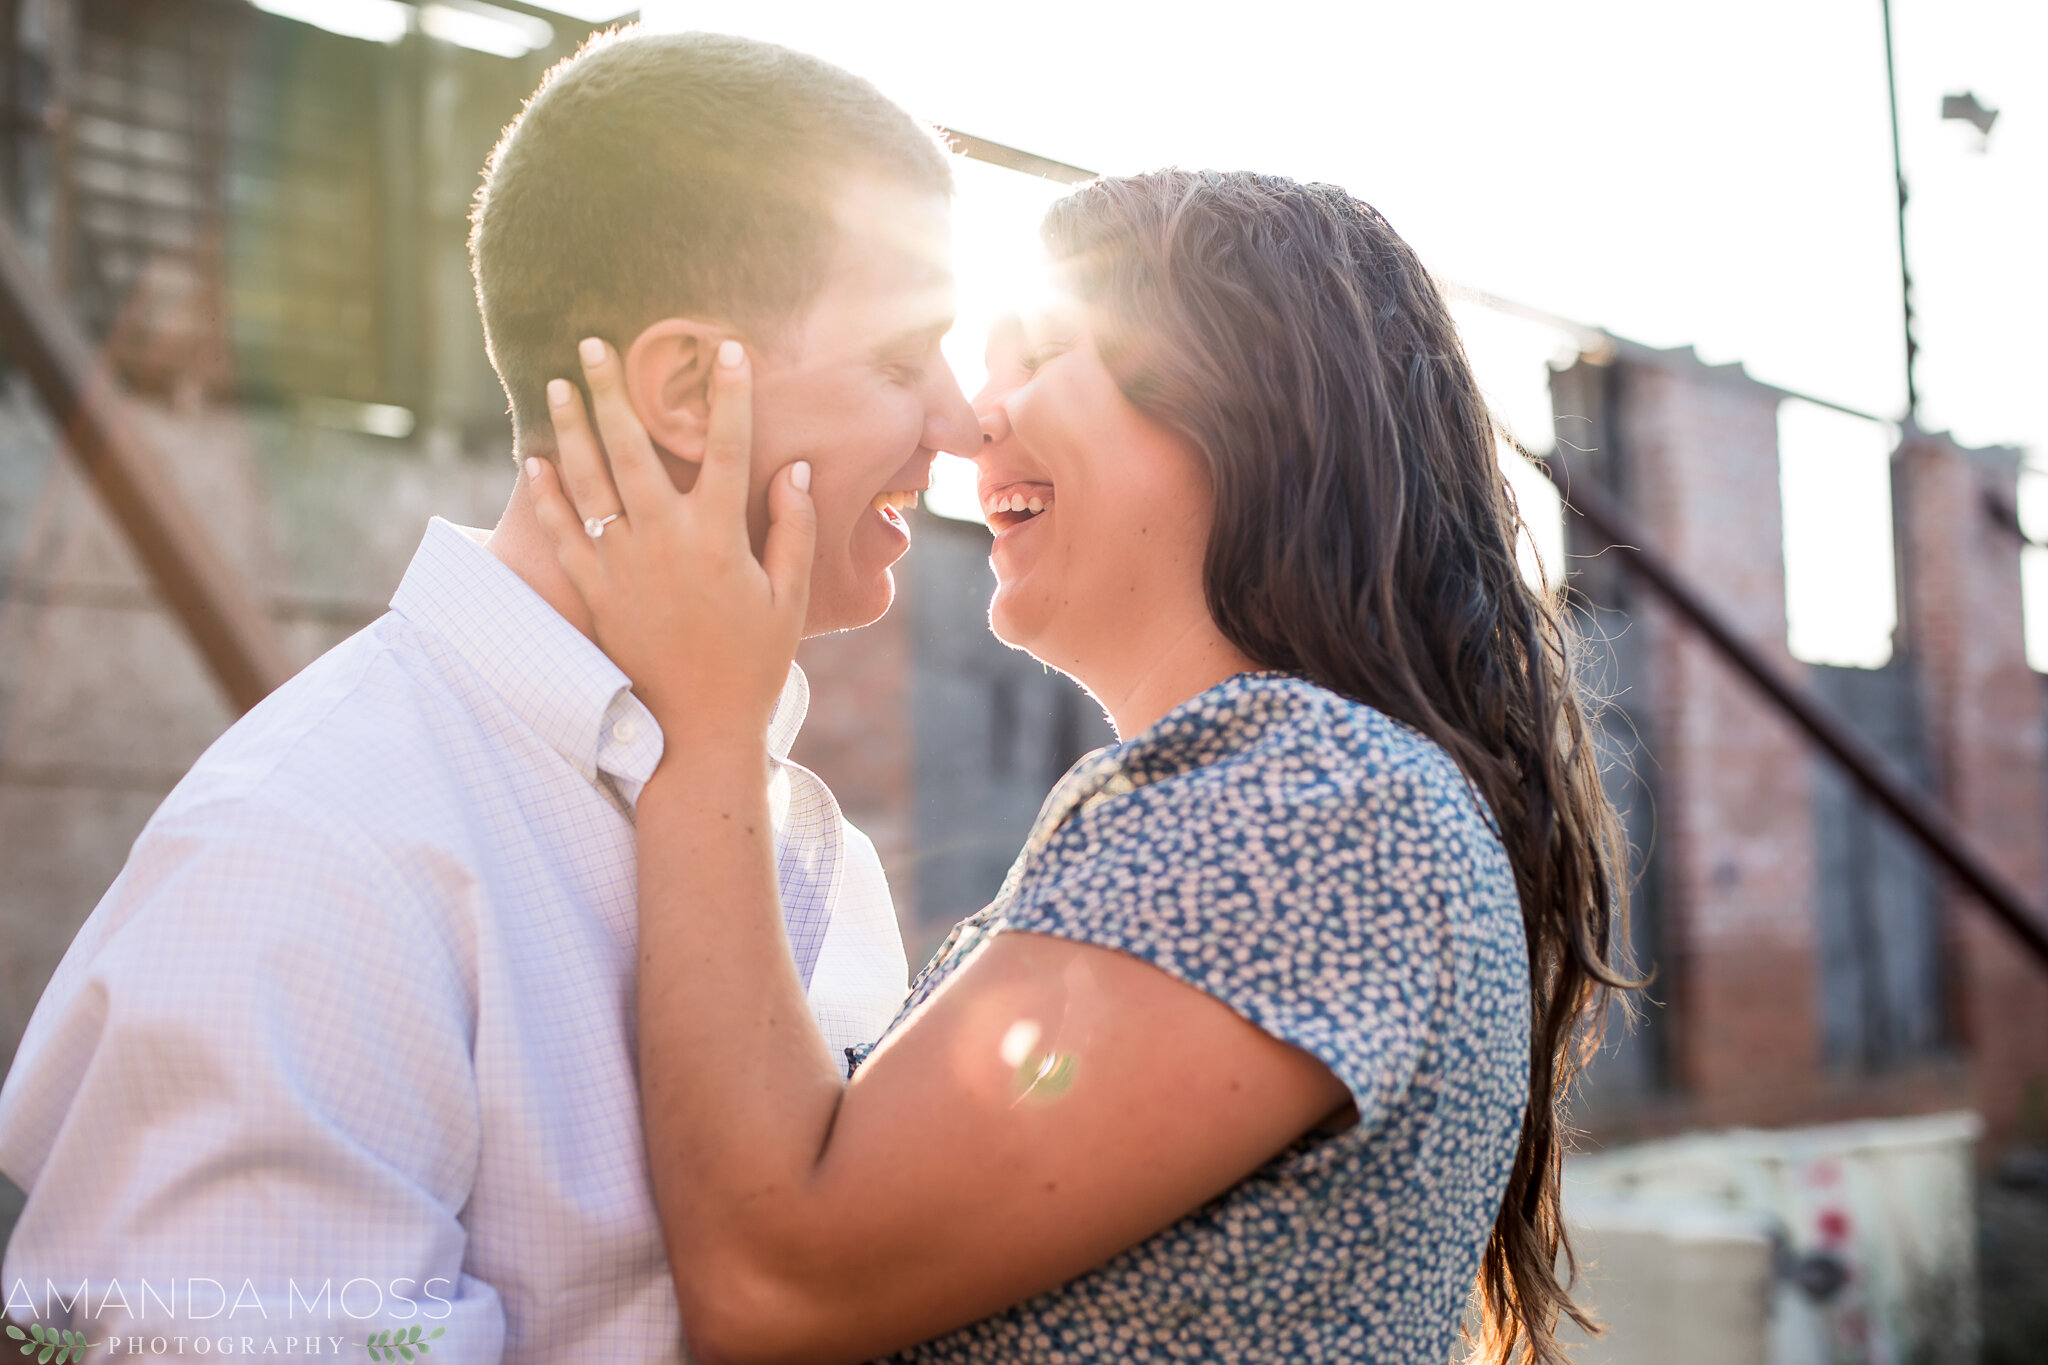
(623, 318, 729, 463)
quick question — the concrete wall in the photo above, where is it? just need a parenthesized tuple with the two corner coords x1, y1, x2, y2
(1809, 662, 1943, 1072)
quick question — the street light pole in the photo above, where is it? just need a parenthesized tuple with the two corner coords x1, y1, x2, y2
(1881, 0, 1920, 423)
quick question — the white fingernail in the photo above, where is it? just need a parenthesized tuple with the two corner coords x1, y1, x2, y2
(547, 378, 572, 408)
(791, 460, 811, 492)
(524, 458, 543, 484)
(717, 340, 744, 369)
(578, 337, 605, 367)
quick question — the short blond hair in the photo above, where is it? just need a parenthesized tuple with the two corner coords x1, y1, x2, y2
(469, 28, 950, 457)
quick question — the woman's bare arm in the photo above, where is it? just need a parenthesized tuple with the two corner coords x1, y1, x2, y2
(637, 742, 1347, 1365)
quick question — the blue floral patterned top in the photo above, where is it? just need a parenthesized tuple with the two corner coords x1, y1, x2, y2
(861, 673, 1532, 1363)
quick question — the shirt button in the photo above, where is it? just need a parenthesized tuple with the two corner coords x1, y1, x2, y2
(611, 717, 638, 746)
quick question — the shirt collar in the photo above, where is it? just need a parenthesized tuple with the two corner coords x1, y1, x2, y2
(389, 518, 809, 808)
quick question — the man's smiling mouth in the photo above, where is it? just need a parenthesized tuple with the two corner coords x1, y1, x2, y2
(870, 489, 920, 533)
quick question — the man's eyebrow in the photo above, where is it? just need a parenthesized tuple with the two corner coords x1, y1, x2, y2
(872, 317, 955, 355)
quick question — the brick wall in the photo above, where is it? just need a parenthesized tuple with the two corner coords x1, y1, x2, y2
(1601, 345, 1825, 1122)
(1557, 346, 2047, 1148)
(791, 582, 917, 928)
(1895, 433, 2048, 1147)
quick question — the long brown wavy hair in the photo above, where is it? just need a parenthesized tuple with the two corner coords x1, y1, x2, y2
(1042, 169, 1636, 1364)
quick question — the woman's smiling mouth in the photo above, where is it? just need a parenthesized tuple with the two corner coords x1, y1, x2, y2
(981, 482, 1054, 531)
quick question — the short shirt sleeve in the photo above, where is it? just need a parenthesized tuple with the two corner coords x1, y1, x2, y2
(997, 680, 1504, 1136)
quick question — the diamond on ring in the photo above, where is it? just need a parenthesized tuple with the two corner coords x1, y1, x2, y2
(584, 512, 623, 538)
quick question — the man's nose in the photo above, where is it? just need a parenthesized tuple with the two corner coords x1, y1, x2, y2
(926, 362, 982, 458)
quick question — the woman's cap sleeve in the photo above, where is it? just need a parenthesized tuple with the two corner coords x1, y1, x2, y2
(1002, 704, 1519, 1137)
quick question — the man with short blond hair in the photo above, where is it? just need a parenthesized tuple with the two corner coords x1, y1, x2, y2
(0, 28, 977, 1362)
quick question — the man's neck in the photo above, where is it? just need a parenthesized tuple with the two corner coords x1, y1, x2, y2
(486, 471, 598, 641)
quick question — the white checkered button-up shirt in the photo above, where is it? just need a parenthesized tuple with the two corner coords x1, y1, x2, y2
(0, 518, 909, 1363)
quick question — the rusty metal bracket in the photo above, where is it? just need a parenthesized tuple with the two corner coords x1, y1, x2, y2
(0, 217, 292, 713)
(1543, 458, 2048, 971)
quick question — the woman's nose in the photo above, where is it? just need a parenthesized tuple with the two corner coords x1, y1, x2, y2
(975, 402, 1012, 455)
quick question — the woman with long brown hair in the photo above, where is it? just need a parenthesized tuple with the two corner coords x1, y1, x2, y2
(526, 168, 1634, 1364)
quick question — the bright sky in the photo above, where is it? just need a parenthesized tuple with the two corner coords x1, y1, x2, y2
(641, 0, 2046, 670)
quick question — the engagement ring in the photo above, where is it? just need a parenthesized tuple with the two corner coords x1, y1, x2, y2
(584, 512, 623, 538)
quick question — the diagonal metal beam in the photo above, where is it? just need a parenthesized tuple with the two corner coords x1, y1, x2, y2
(1542, 457, 2048, 971)
(0, 217, 293, 713)
(938, 127, 1097, 186)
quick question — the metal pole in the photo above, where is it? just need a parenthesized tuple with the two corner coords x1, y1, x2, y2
(1544, 459, 2048, 971)
(1881, 0, 1920, 421)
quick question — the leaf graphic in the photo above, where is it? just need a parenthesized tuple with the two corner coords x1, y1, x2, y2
(36, 1344, 53, 1365)
(3, 1327, 22, 1342)
(16, 1344, 31, 1357)
(25, 1330, 42, 1346)
(407, 1325, 422, 1343)
(428, 1328, 446, 1339)
(398, 1347, 414, 1362)
(415, 1345, 430, 1356)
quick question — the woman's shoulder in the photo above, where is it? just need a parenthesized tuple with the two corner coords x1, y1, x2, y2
(1129, 672, 1490, 836)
